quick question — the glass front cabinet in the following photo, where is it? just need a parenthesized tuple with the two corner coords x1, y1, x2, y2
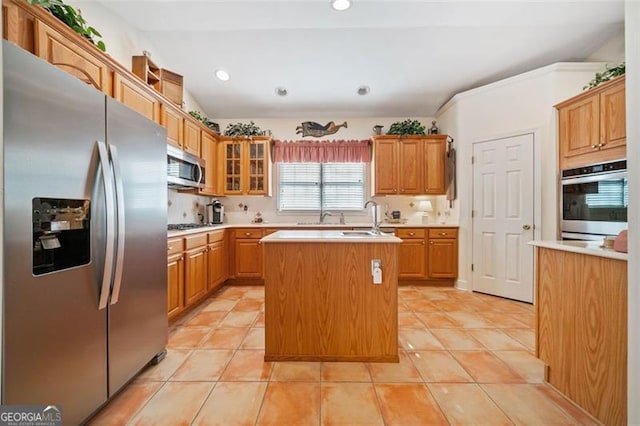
(221, 136, 271, 195)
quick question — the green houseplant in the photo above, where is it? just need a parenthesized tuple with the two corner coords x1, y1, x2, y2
(584, 62, 625, 90)
(188, 110, 219, 131)
(28, 0, 106, 51)
(386, 119, 426, 135)
(223, 121, 268, 137)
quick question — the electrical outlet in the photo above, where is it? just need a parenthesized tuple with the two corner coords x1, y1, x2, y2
(371, 259, 381, 274)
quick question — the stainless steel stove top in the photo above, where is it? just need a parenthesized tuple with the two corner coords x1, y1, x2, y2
(167, 223, 211, 231)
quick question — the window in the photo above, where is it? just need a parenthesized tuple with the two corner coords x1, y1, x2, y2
(278, 163, 365, 211)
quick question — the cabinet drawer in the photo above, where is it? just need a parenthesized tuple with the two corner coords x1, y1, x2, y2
(396, 228, 426, 239)
(167, 238, 183, 255)
(428, 228, 458, 239)
(208, 230, 225, 243)
(234, 229, 263, 239)
(184, 234, 207, 250)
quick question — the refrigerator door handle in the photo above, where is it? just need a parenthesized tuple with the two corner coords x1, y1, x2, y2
(109, 144, 126, 305)
(97, 141, 116, 310)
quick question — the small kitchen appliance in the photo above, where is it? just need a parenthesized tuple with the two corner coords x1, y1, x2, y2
(207, 200, 225, 224)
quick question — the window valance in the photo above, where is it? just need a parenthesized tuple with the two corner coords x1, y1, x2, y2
(272, 139, 371, 163)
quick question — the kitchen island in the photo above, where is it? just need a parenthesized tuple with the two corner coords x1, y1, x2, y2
(261, 230, 402, 362)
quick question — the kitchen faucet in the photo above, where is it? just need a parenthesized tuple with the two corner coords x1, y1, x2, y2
(364, 200, 380, 234)
(320, 210, 333, 224)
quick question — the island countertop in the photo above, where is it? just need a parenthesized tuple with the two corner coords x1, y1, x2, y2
(260, 230, 402, 243)
(529, 240, 627, 261)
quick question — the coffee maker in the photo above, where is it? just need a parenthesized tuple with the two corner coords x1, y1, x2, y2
(206, 200, 224, 224)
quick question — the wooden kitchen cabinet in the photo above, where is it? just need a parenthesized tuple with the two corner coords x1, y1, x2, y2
(232, 228, 264, 278)
(207, 230, 228, 292)
(199, 131, 220, 196)
(427, 228, 458, 279)
(372, 135, 447, 195)
(34, 19, 112, 96)
(556, 76, 625, 169)
(160, 103, 184, 149)
(396, 228, 427, 278)
(221, 137, 271, 195)
(536, 247, 627, 425)
(113, 73, 160, 123)
(183, 119, 202, 157)
(167, 238, 184, 321)
(184, 234, 208, 306)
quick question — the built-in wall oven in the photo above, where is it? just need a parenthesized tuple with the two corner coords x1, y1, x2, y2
(561, 159, 627, 240)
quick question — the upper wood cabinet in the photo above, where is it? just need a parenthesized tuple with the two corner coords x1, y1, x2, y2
(199, 131, 220, 196)
(556, 76, 626, 170)
(221, 136, 271, 195)
(183, 119, 202, 157)
(372, 135, 447, 196)
(113, 73, 160, 123)
(34, 19, 112, 95)
(160, 103, 184, 149)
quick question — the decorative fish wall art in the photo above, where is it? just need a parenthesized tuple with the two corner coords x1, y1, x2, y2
(296, 121, 348, 137)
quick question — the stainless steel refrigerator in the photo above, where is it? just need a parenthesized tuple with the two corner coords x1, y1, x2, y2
(2, 41, 168, 424)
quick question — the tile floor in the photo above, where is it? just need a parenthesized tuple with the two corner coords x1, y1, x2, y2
(90, 285, 599, 425)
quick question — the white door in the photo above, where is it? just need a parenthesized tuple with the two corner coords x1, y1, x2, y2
(472, 133, 535, 303)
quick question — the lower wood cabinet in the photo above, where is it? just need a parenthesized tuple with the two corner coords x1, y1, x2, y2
(167, 238, 184, 321)
(232, 229, 264, 278)
(427, 228, 458, 279)
(184, 234, 208, 305)
(396, 228, 427, 278)
(207, 230, 228, 292)
(167, 231, 229, 321)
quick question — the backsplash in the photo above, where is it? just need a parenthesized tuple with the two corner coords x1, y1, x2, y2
(167, 190, 214, 224)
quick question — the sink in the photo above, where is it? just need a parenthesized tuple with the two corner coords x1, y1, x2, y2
(340, 230, 378, 237)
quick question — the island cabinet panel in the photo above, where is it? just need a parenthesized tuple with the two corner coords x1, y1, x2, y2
(264, 242, 398, 362)
(536, 247, 627, 426)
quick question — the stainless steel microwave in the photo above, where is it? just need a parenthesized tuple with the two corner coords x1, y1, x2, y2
(167, 145, 205, 189)
(561, 159, 627, 240)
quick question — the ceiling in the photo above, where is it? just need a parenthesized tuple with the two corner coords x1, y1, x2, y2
(95, 0, 624, 119)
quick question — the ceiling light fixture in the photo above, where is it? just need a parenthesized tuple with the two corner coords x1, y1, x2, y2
(275, 87, 288, 97)
(357, 85, 370, 96)
(214, 69, 230, 81)
(331, 0, 351, 11)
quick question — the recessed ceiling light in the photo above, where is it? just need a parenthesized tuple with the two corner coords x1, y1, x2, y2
(331, 0, 351, 11)
(275, 86, 288, 97)
(214, 69, 230, 81)
(357, 85, 370, 96)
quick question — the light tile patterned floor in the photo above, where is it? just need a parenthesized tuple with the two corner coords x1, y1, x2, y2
(90, 285, 600, 425)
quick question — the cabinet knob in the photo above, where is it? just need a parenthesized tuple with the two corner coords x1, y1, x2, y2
(421, 241, 425, 245)
(522, 224, 531, 230)
(245, 232, 251, 236)
(409, 232, 415, 236)
(430, 241, 434, 245)
(401, 189, 405, 192)
(591, 144, 598, 149)
(167, 246, 172, 251)
(439, 232, 447, 236)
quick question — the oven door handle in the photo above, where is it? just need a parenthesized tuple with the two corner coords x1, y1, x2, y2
(561, 171, 627, 186)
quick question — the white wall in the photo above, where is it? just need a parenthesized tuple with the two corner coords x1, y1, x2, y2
(67, 0, 204, 113)
(625, 2, 639, 424)
(436, 62, 607, 290)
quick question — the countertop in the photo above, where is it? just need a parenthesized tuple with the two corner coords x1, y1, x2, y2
(261, 230, 402, 243)
(167, 222, 458, 238)
(529, 240, 628, 261)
